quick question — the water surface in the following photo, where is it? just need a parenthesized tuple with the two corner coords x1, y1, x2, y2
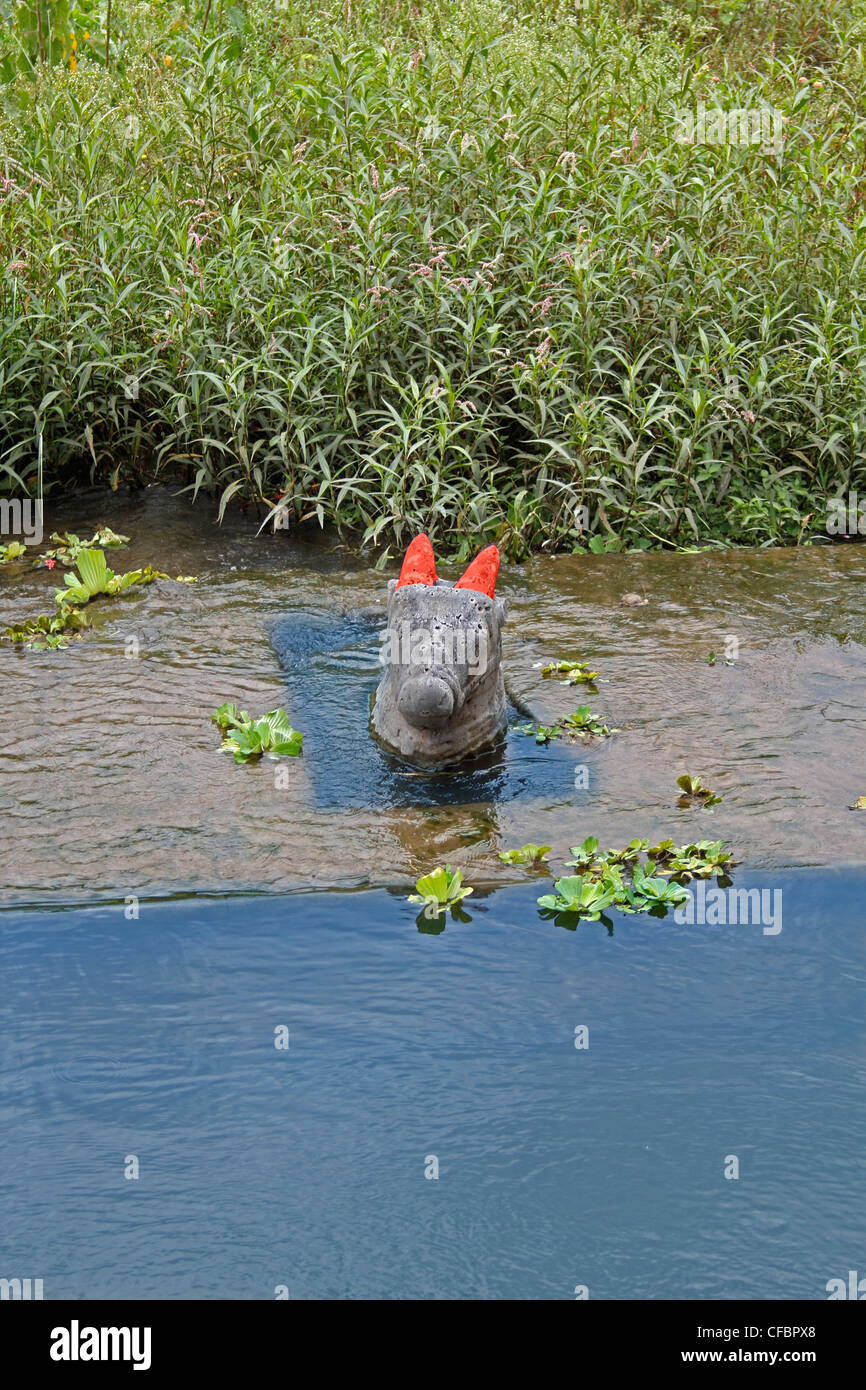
(0, 872, 862, 1299)
(1, 489, 863, 903)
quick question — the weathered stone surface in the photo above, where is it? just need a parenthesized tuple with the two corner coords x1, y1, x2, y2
(371, 563, 508, 767)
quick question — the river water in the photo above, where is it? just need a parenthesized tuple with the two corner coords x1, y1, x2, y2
(0, 489, 863, 1299)
(1, 488, 864, 903)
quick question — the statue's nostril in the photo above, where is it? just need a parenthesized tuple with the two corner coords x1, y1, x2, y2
(397, 676, 454, 728)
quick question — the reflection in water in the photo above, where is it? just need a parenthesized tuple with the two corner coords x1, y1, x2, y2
(0, 486, 864, 904)
(270, 610, 579, 809)
(383, 804, 501, 878)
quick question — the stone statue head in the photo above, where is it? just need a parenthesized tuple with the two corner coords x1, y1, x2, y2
(371, 535, 508, 766)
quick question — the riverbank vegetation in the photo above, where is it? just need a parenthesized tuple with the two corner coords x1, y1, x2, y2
(1, 0, 865, 556)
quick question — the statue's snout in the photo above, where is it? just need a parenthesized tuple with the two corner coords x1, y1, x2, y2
(396, 674, 455, 729)
(371, 535, 507, 763)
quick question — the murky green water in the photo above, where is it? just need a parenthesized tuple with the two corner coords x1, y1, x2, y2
(1, 487, 864, 904)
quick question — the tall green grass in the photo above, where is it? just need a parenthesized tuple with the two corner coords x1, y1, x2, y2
(1, 0, 865, 556)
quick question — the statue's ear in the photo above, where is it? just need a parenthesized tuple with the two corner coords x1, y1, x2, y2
(454, 544, 499, 598)
(495, 596, 508, 625)
(396, 533, 437, 588)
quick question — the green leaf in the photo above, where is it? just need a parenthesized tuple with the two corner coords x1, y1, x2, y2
(76, 548, 109, 594)
(408, 864, 473, 909)
(498, 843, 551, 865)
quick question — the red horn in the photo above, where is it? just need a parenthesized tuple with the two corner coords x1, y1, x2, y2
(454, 544, 500, 598)
(396, 533, 437, 588)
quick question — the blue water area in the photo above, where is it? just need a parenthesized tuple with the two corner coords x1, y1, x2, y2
(1, 869, 863, 1300)
(270, 610, 582, 808)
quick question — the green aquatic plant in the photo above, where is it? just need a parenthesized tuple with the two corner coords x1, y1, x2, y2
(516, 704, 616, 744)
(515, 720, 560, 744)
(0, 541, 28, 563)
(560, 706, 617, 738)
(661, 840, 736, 880)
(3, 542, 194, 653)
(676, 774, 723, 808)
(541, 659, 599, 686)
(3, 605, 88, 650)
(54, 548, 167, 606)
(646, 838, 677, 863)
(212, 702, 246, 734)
(565, 836, 648, 872)
(541, 835, 736, 923)
(623, 864, 690, 910)
(532, 723, 560, 745)
(607, 838, 650, 865)
(408, 865, 473, 915)
(538, 876, 616, 921)
(498, 843, 551, 866)
(566, 836, 603, 869)
(213, 705, 303, 763)
(38, 528, 130, 565)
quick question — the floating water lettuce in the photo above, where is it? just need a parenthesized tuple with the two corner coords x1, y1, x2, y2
(646, 838, 735, 879)
(566, 835, 603, 868)
(539, 867, 687, 922)
(561, 705, 616, 737)
(213, 704, 303, 763)
(38, 527, 130, 565)
(676, 774, 722, 808)
(212, 702, 247, 733)
(537, 876, 615, 921)
(54, 548, 165, 607)
(0, 540, 28, 563)
(567, 836, 648, 869)
(408, 864, 473, 915)
(542, 835, 737, 924)
(498, 843, 551, 866)
(515, 720, 561, 744)
(541, 658, 599, 685)
(624, 864, 690, 908)
(516, 705, 616, 743)
(4, 605, 88, 650)
(3, 540, 194, 653)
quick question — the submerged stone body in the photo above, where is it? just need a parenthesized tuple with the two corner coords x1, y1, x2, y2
(371, 577, 508, 766)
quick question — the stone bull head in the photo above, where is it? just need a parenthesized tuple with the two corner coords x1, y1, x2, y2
(370, 535, 508, 766)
